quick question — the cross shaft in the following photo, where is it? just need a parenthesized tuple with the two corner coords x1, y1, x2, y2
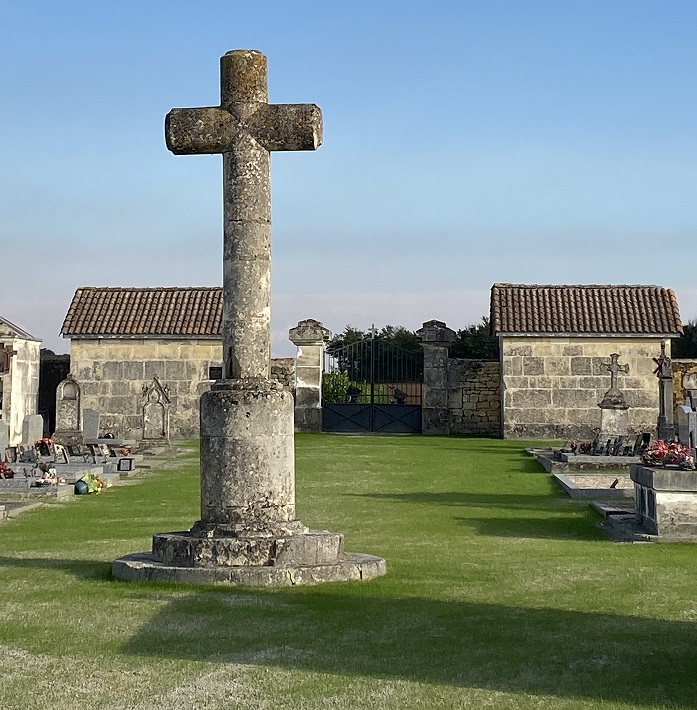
(165, 50, 322, 380)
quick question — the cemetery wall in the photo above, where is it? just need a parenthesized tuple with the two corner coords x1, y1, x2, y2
(500, 336, 665, 439)
(672, 359, 697, 413)
(3, 338, 40, 444)
(446, 359, 501, 436)
(68, 338, 295, 440)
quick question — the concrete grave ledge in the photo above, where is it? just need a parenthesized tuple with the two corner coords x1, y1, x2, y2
(112, 550, 386, 587)
(553, 473, 634, 500)
(535, 451, 640, 474)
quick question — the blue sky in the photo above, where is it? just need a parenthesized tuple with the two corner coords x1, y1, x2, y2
(2, 1, 696, 355)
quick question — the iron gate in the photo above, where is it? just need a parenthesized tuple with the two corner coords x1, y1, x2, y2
(322, 334, 423, 433)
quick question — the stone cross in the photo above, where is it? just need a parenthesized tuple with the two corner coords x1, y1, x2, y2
(112, 50, 387, 586)
(598, 353, 629, 409)
(653, 341, 675, 441)
(602, 353, 629, 391)
(165, 50, 322, 380)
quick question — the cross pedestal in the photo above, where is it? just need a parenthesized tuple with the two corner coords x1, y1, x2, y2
(113, 50, 385, 586)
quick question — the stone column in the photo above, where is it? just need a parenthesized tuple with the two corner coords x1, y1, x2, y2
(289, 319, 331, 433)
(653, 342, 675, 441)
(416, 320, 456, 435)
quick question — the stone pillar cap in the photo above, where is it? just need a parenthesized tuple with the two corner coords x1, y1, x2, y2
(289, 318, 331, 345)
(416, 320, 456, 343)
(683, 373, 697, 390)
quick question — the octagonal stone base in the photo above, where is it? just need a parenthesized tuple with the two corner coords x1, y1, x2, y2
(112, 549, 386, 587)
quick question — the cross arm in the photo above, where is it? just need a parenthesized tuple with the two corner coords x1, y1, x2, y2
(165, 107, 236, 155)
(247, 103, 323, 152)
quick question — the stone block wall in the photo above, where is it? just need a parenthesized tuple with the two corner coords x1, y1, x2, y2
(270, 358, 295, 390)
(70, 338, 222, 439)
(68, 338, 296, 440)
(501, 336, 665, 439)
(447, 359, 501, 436)
(672, 359, 697, 412)
(2, 337, 40, 444)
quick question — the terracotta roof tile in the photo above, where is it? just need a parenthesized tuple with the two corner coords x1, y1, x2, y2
(61, 287, 223, 337)
(490, 284, 682, 336)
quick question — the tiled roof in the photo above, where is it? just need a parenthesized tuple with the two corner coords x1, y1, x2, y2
(0, 316, 41, 342)
(61, 287, 223, 337)
(490, 284, 683, 336)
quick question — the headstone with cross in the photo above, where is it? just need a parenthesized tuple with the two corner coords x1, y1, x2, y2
(653, 341, 675, 441)
(599, 354, 630, 409)
(112, 50, 386, 586)
(597, 353, 630, 443)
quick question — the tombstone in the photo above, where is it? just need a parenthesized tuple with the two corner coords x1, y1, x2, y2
(53, 374, 83, 446)
(21, 414, 44, 446)
(653, 342, 675, 441)
(113, 49, 386, 587)
(52, 443, 69, 465)
(677, 374, 697, 450)
(141, 377, 171, 442)
(81, 408, 100, 442)
(612, 436, 625, 456)
(0, 421, 8, 453)
(597, 354, 630, 443)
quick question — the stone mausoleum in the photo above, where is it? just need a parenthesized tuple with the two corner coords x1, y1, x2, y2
(61, 287, 294, 440)
(0, 315, 41, 444)
(491, 283, 683, 439)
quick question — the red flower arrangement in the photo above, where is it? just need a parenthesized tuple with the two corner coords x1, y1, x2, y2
(641, 440, 695, 470)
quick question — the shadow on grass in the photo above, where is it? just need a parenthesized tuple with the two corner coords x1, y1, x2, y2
(120, 588, 697, 708)
(458, 514, 604, 540)
(0, 555, 112, 581)
(352, 490, 564, 510)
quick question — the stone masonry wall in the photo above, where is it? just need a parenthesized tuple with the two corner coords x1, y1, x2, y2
(4, 337, 40, 444)
(672, 359, 697, 413)
(447, 359, 501, 436)
(69, 338, 295, 440)
(70, 338, 222, 439)
(501, 336, 665, 439)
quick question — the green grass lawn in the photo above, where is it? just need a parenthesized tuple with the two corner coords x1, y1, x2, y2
(1, 435, 696, 709)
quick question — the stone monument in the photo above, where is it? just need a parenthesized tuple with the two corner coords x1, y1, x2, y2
(653, 341, 675, 441)
(677, 373, 697, 449)
(597, 353, 630, 445)
(113, 50, 385, 586)
(289, 319, 331, 432)
(416, 320, 457, 435)
(141, 377, 171, 442)
(53, 374, 83, 446)
(21, 414, 44, 446)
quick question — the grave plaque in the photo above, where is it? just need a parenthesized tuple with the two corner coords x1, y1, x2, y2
(82, 409, 100, 442)
(141, 378, 170, 441)
(21, 414, 43, 446)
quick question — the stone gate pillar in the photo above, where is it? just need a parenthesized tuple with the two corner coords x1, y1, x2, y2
(416, 320, 456, 436)
(289, 319, 331, 432)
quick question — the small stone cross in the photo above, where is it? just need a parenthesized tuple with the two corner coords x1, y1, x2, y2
(165, 50, 322, 380)
(602, 353, 629, 392)
(653, 341, 672, 380)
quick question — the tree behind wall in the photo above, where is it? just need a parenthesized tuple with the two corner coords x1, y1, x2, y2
(449, 317, 499, 359)
(673, 321, 697, 358)
(39, 349, 70, 434)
